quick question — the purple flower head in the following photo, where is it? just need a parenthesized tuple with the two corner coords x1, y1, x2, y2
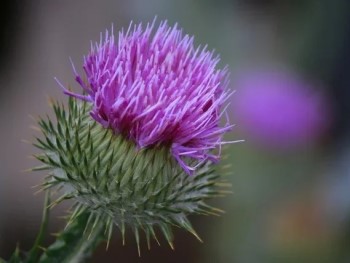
(233, 69, 332, 149)
(58, 20, 233, 174)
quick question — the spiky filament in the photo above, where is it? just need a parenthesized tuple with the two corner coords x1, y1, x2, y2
(33, 97, 229, 251)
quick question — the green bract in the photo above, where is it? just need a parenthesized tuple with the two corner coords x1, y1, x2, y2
(33, 97, 229, 254)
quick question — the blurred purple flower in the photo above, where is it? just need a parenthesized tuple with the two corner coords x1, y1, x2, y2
(233, 69, 332, 149)
(58, 20, 233, 174)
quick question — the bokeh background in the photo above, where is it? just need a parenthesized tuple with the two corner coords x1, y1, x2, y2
(1, 0, 350, 262)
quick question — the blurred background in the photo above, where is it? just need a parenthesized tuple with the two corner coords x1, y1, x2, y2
(1, 0, 350, 262)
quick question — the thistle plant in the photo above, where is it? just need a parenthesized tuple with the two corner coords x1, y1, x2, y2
(1, 19, 236, 263)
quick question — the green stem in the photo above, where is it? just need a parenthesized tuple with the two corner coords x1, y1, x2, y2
(39, 211, 105, 263)
(26, 191, 50, 263)
(61, 220, 104, 263)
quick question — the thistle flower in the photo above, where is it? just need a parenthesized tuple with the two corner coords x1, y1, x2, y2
(34, 20, 233, 256)
(233, 69, 331, 149)
(59, 20, 233, 174)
